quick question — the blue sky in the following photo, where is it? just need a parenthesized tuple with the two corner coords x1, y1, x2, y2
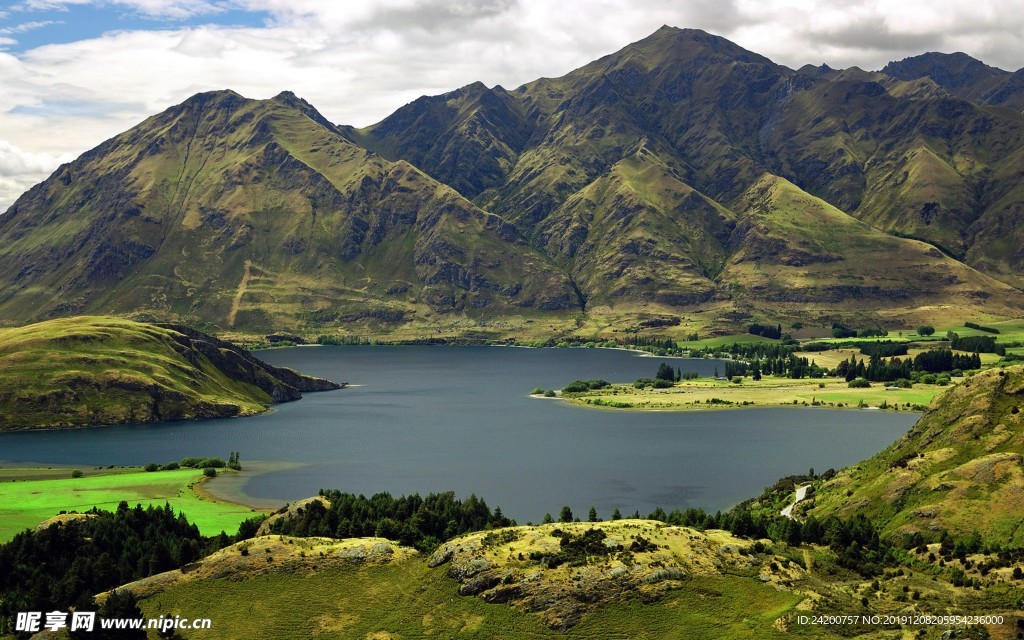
(1, 0, 1023, 210)
(0, 2, 271, 53)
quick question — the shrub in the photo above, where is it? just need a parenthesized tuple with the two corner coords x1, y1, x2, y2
(543, 389, 556, 398)
(731, 376, 742, 384)
(562, 379, 610, 393)
(161, 462, 180, 470)
(531, 387, 545, 395)
(848, 378, 871, 388)
(917, 325, 935, 336)
(832, 324, 857, 338)
(181, 457, 226, 469)
(964, 321, 999, 334)
(652, 379, 673, 389)
(71, 469, 83, 479)
(203, 468, 217, 478)
(144, 463, 159, 472)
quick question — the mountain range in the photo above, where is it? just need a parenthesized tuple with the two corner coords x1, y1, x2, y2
(2, 26, 1023, 336)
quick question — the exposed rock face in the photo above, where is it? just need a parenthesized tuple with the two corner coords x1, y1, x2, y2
(428, 520, 798, 630)
(158, 323, 340, 396)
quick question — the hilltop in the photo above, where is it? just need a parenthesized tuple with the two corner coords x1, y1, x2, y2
(0, 316, 340, 430)
(118, 521, 804, 637)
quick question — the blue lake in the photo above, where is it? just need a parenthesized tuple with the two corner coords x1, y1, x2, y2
(0, 346, 915, 521)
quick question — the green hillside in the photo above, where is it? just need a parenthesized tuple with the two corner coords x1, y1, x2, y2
(0, 316, 338, 430)
(805, 365, 1024, 546)
(0, 91, 578, 334)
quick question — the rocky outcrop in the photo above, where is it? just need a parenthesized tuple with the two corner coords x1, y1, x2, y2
(158, 323, 341, 397)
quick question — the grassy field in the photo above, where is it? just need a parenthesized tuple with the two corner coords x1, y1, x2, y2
(0, 466, 267, 541)
(565, 377, 949, 412)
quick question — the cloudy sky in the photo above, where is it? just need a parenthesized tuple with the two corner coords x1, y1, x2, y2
(2, 0, 1023, 210)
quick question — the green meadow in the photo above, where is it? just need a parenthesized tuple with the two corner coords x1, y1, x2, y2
(0, 467, 267, 542)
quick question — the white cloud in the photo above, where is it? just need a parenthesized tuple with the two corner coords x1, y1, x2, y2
(12, 0, 226, 19)
(0, 20, 63, 35)
(0, 139, 74, 210)
(1, 0, 1023, 210)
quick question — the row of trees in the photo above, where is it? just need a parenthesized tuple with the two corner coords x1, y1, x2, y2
(721, 355, 829, 379)
(836, 350, 982, 382)
(654, 363, 698, 382)
(832, 324, 887, 339)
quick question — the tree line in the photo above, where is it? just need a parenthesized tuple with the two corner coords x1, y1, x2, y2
(0, 502, 252, 636)
(268, 491, 512, 552)
(835, 349, 982, 383)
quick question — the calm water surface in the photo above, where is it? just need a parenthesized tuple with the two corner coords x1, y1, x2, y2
(0, 346, 915, 520)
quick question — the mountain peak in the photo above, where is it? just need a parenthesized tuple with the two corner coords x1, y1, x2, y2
(176, 89, 247, 111)
(621, 25, 778, 69)
(271, 90, 339, 132)
(881, 51, 1007, 89)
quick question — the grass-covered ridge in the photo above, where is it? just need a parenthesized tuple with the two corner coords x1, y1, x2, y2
(131, 520, 803, 638)
(0, 316, 339, 430)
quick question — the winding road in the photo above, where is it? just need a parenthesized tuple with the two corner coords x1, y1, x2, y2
(780, 484, 809, 519)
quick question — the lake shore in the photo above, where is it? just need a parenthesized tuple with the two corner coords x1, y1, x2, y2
(197, 460, 305, 510)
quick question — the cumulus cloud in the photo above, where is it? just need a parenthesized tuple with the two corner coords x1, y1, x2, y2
(0, 0, 1022, 209)
(0, 139, 73, 210)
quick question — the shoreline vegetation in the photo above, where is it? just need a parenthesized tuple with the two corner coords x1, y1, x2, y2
(525, 320, 1024, 412)
(550, 377, 947, 413)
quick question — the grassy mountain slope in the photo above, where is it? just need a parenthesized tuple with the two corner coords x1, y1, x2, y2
(766, 68, 1024, 288)
(720, 174, 1024, 324)
(0, 91, 578, 332)
(806, 366, 1024, 546)
(123, 522, 802, 638)
(0, 316, 338, 430)
(359, 26, 1024, 325)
